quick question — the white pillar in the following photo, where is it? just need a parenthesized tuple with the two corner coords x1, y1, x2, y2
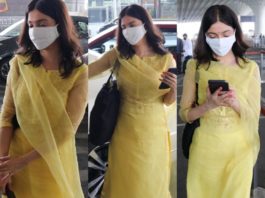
(249, 3, 265, 35)
(113, 0, 117, 19)
(112, 0, 121, 19)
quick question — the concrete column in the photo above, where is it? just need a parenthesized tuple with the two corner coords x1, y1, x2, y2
(249, 2, 265, 34)
(112, 0, 121, 19)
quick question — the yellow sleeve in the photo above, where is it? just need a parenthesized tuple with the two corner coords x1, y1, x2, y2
(66, 66, 88, 132)
(240, 60, 261, 120)
(88, 48, 118, 78)
(168, 53, 177, 68)
(0, 58, 16, 128)
(238, 60, 261, 162)
(239, 60, 261, 119)
(179, 59, 196, 122)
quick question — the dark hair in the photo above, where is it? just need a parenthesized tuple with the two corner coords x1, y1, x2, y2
(17, 0, 83, 78)
(117, 4, 167, 59)
(194, 5, 249, 67)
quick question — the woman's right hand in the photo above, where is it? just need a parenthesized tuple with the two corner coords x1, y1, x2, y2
(0, 156, 12, 193)
(0, 172, 10, 192)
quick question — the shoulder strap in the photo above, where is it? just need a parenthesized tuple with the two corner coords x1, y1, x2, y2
(107, 58, 120, 84)
(112, 58, 120, 73)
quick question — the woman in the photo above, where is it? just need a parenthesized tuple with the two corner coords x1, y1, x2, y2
(0, 0, 87, 197)
(89, 4, 176, 198)
(179, 5, 261, 198)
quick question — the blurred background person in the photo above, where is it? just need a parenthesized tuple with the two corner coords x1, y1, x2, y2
(176, 34, 184, 74)
(182, 33, 193, 73)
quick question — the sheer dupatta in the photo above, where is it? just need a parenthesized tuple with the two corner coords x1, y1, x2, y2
(116, 51, 176, 103)
(236, 61, 261, 163)
(10, 55, 84, 198)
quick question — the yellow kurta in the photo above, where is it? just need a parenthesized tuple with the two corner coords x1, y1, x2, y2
(180, 59, 261, 198)
(89, 48, 176, 198)
(0, 55, 88, 198)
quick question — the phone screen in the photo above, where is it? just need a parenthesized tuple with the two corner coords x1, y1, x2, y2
(208, 80, 229, 94)
(159, 68, 177, 89)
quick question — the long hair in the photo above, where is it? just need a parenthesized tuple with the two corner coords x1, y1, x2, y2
(117, 4, 167, 59)
(194, 5, 249, 67)
(17, 0, 83, 78)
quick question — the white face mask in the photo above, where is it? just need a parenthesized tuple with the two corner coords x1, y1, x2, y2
(206, 33, 236, 57)
(122, 24, 146, 45)
(29, 25, 59, 50)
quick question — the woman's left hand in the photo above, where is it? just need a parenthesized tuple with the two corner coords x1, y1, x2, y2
(0, 155, 28, 175)
(223, 88, 240, 113)
(160, 70, 177, 91)
(160, 70, 177, 105)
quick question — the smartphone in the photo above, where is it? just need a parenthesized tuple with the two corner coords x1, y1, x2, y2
(159, 68, 177, 89)
(208, 80, 229, 94)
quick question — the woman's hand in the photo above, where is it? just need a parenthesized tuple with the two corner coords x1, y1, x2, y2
(0, 155, 28, 175)
(205, 87, 231, 110)
(223, 88, 240, 114)
(160, 71, 177, 91)
(160, 70, 177, 105)
(0, 172, 11, 192)
(0, 156, 12, 192)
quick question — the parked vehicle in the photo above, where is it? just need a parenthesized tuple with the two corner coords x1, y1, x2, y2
(0, 15, 88, 82)
(97, 18, 118, 33)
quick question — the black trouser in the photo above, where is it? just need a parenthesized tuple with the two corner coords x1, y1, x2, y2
(182, 55, 192, 73)
(176, 53, 182, 74)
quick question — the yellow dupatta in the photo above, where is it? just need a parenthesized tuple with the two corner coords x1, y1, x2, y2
(115, 50, 176, 102)
(236, 60, 261, 163)
(10, 55, 84, 198)
(116, 51, 176, 129)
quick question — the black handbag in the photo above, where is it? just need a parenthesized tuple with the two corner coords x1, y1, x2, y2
(89, 60, 120, 146)
(182, 67, 200, 159)
(4, 186, 16, 198)
(12, 115, 19, 130)
(182, 118, 200, 159)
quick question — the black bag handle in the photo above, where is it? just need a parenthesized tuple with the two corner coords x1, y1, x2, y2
(106, 58, 120, 84)
(194, 65, 199, 106)
(4, 186, 16, 198)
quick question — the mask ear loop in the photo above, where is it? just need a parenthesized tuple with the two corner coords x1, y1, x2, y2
(54, 24, 60, 37)
(142, 23, 147, 33)
(55, 24, 59, 31)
